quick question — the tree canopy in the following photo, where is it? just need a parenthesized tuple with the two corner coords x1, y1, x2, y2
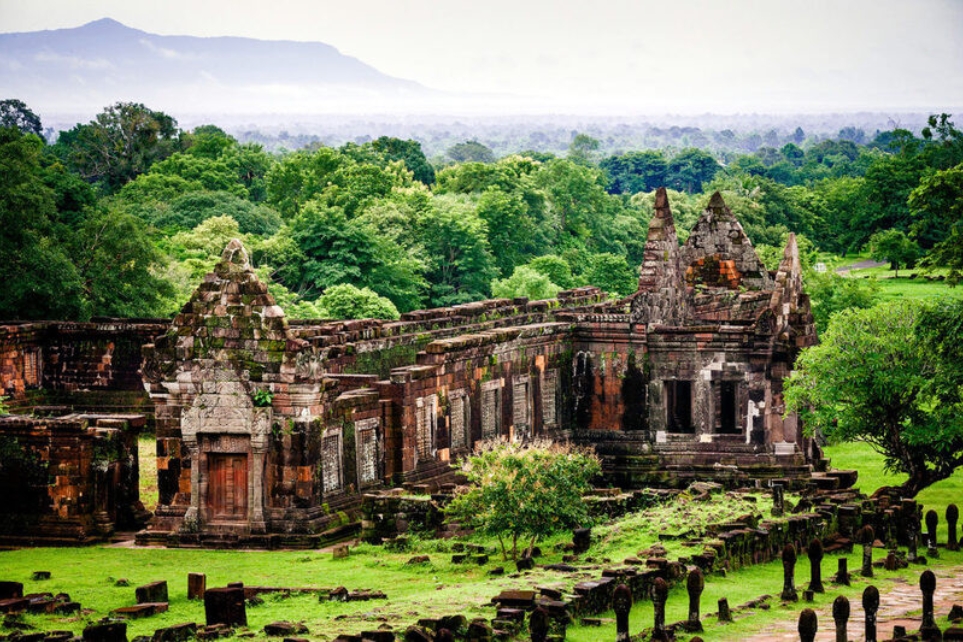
(445, 440, 601, 561)
(785, 300, 963, 496)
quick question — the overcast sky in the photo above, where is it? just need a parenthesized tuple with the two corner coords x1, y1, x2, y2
(2, 0, 962, 112)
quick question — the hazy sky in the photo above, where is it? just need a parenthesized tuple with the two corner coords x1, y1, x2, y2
(2, 0, 962, 112)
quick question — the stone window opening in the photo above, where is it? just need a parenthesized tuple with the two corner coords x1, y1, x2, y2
(321, 430, 343, 494)
(665, 380, 694, 434)
(512, 375, 530, 442)
(541, 369, 558, 428)
(415, 395, 436, 463)
(449, 390, 470, 452)
(715, 380, 742, 435)
(355, 418, 380, 487)
(481, 380, 502, 441)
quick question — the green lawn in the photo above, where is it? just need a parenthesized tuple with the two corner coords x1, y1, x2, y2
(3, 443, 961, 641)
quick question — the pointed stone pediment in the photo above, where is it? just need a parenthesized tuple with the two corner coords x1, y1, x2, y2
(681, 192, 772, 291)
(143, 239, 296, 386)
(631, 187, 686, 325)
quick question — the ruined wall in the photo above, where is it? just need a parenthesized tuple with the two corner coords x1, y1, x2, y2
(0, 413, 147, 544)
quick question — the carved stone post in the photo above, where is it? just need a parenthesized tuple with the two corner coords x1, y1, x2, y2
(834, 557, 850, 586)
(613, 584, 632, 642)
(807, 538, 824, 593)
(919, 570, 941, 641)
(832, 595, 849, 642)
(908, 524, 919, 564)
(781, 544, 799, 602)
(652, 577, 669, 642)
(861, 525, 875, 578)
(863, 585, 879, 642)
(687, 568, 704, 632)
(948, 504, 960, 552)
(529, 605, 550, 642)
(772, 483, 785, 517)
(717, 597, 732, 623)
(798, 608, 817, 642)
(925, 509, 940, 558)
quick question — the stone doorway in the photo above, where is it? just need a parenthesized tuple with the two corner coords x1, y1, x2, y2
(207, 454, 248, 521)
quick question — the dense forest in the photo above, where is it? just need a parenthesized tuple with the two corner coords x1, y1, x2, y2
(2, 99, 961, 326)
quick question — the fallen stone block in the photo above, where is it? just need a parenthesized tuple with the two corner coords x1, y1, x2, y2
(112, 603, 168, 619)
(204, 587, 246, 627)
(152, 623, 197, 642)
(136, 582, 168, 605)
(83, 621, 128, 642)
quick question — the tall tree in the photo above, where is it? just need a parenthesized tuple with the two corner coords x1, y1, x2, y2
(785, 300, 963, 496)
(54, 102, 180, 192)
(0, 99, 43, 137)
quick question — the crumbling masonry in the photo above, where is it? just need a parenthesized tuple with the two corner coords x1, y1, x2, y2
(0, 190, 816, 546)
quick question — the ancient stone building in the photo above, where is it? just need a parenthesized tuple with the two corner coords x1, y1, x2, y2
(0, 189, 816, 547)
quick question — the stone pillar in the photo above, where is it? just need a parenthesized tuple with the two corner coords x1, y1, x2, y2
(772, 483, 785, 517)
(798, 608, 817, 642)
(807, 538, 824, 594)
(204, 587, 247, 627)
(948, 504, 960, 552)
(861, 525, 875, 578)
(925, 509, 940, 559)
(863, 585, 879, 642)
(908, 524, 919, 564)
(718, 597, 732, 623)
(613, 584, 632, 642)
(781, 544, 799, 602)
(834, 558, 850, 586)
(529, 605, 549, 642)
(919, 570, 941, 641)
(652, 577, 669, 642)
(832, 595, 849, 642)
(687, 568, 704, 632)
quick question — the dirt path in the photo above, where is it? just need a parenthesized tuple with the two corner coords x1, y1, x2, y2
(740, 564, 963, 641)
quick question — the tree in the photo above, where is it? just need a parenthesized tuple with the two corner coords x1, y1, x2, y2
(526, 255, 575, 289)
(491, 266, 560, 301)
(54, 102, 180, 192)
(666, 148, 720, 193)
(446, 140, 495, 164)
(421, 195, 497, 307)
(582, 253, 636, 298)
(867, 229, 919, 277)
(785, 300, 963, 496)
(372, 136, 435, 185)
(568, 133, 600, 165)
(803, 271, 879, 333)
(910, 162, 963, 283)
(0, 99, 43, 137)
(445, 440, 601, 560)
(317, 283, 399, 320)
(0, 127, 85, 319)
(600, 150, 668, 194)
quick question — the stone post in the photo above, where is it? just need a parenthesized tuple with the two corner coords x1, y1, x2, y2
(807, 538, 824, 594)
(919, 570, 941, 641)
(798, 608, 818, 642)
(781, 544, 799, 602)
(908, 524, 919, 564)
(948, 504, 960, 552)
(613, 584, 632, 642)
(772, 483, 785, 517)
(652, 577, 669, 642)
(861, 525, 875, 578)
(925, 509, 940, 558)
(717, 597, 732, 623)
(687, 568, 704, 632)
(863, 585, 879, 642)
(529, 605, 550, 642)
(188, 573, 206, 601)
(832, 595, 850, 642)
(834, 558, 850, 586)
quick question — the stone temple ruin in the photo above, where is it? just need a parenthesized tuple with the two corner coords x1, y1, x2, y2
(0, 189, 817, 546)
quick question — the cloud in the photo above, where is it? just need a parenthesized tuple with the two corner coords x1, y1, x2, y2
(34, 51, 112, 69)
(139, 38, 192, 60)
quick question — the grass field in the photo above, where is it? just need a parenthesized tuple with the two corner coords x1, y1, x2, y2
(3, 443, 961, 641)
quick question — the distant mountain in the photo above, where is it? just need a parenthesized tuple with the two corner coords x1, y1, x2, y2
(0, 18, 439, 117)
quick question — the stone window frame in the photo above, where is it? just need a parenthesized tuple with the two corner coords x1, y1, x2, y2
(355, 417, 381, 488)
(415, 394, 437, 464)
(512, 375, 531, 442)
(321, 427, 344, 495)
(481, 379, 503, 441)
(541, 369, 559, 428)
(448, 389, 470, 452)
(23, 348, 42, 388)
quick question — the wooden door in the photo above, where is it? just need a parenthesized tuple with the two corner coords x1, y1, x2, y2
(207, 454, 248, 520)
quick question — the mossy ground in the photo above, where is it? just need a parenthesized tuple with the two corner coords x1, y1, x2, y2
(2, 443, 961, 641)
